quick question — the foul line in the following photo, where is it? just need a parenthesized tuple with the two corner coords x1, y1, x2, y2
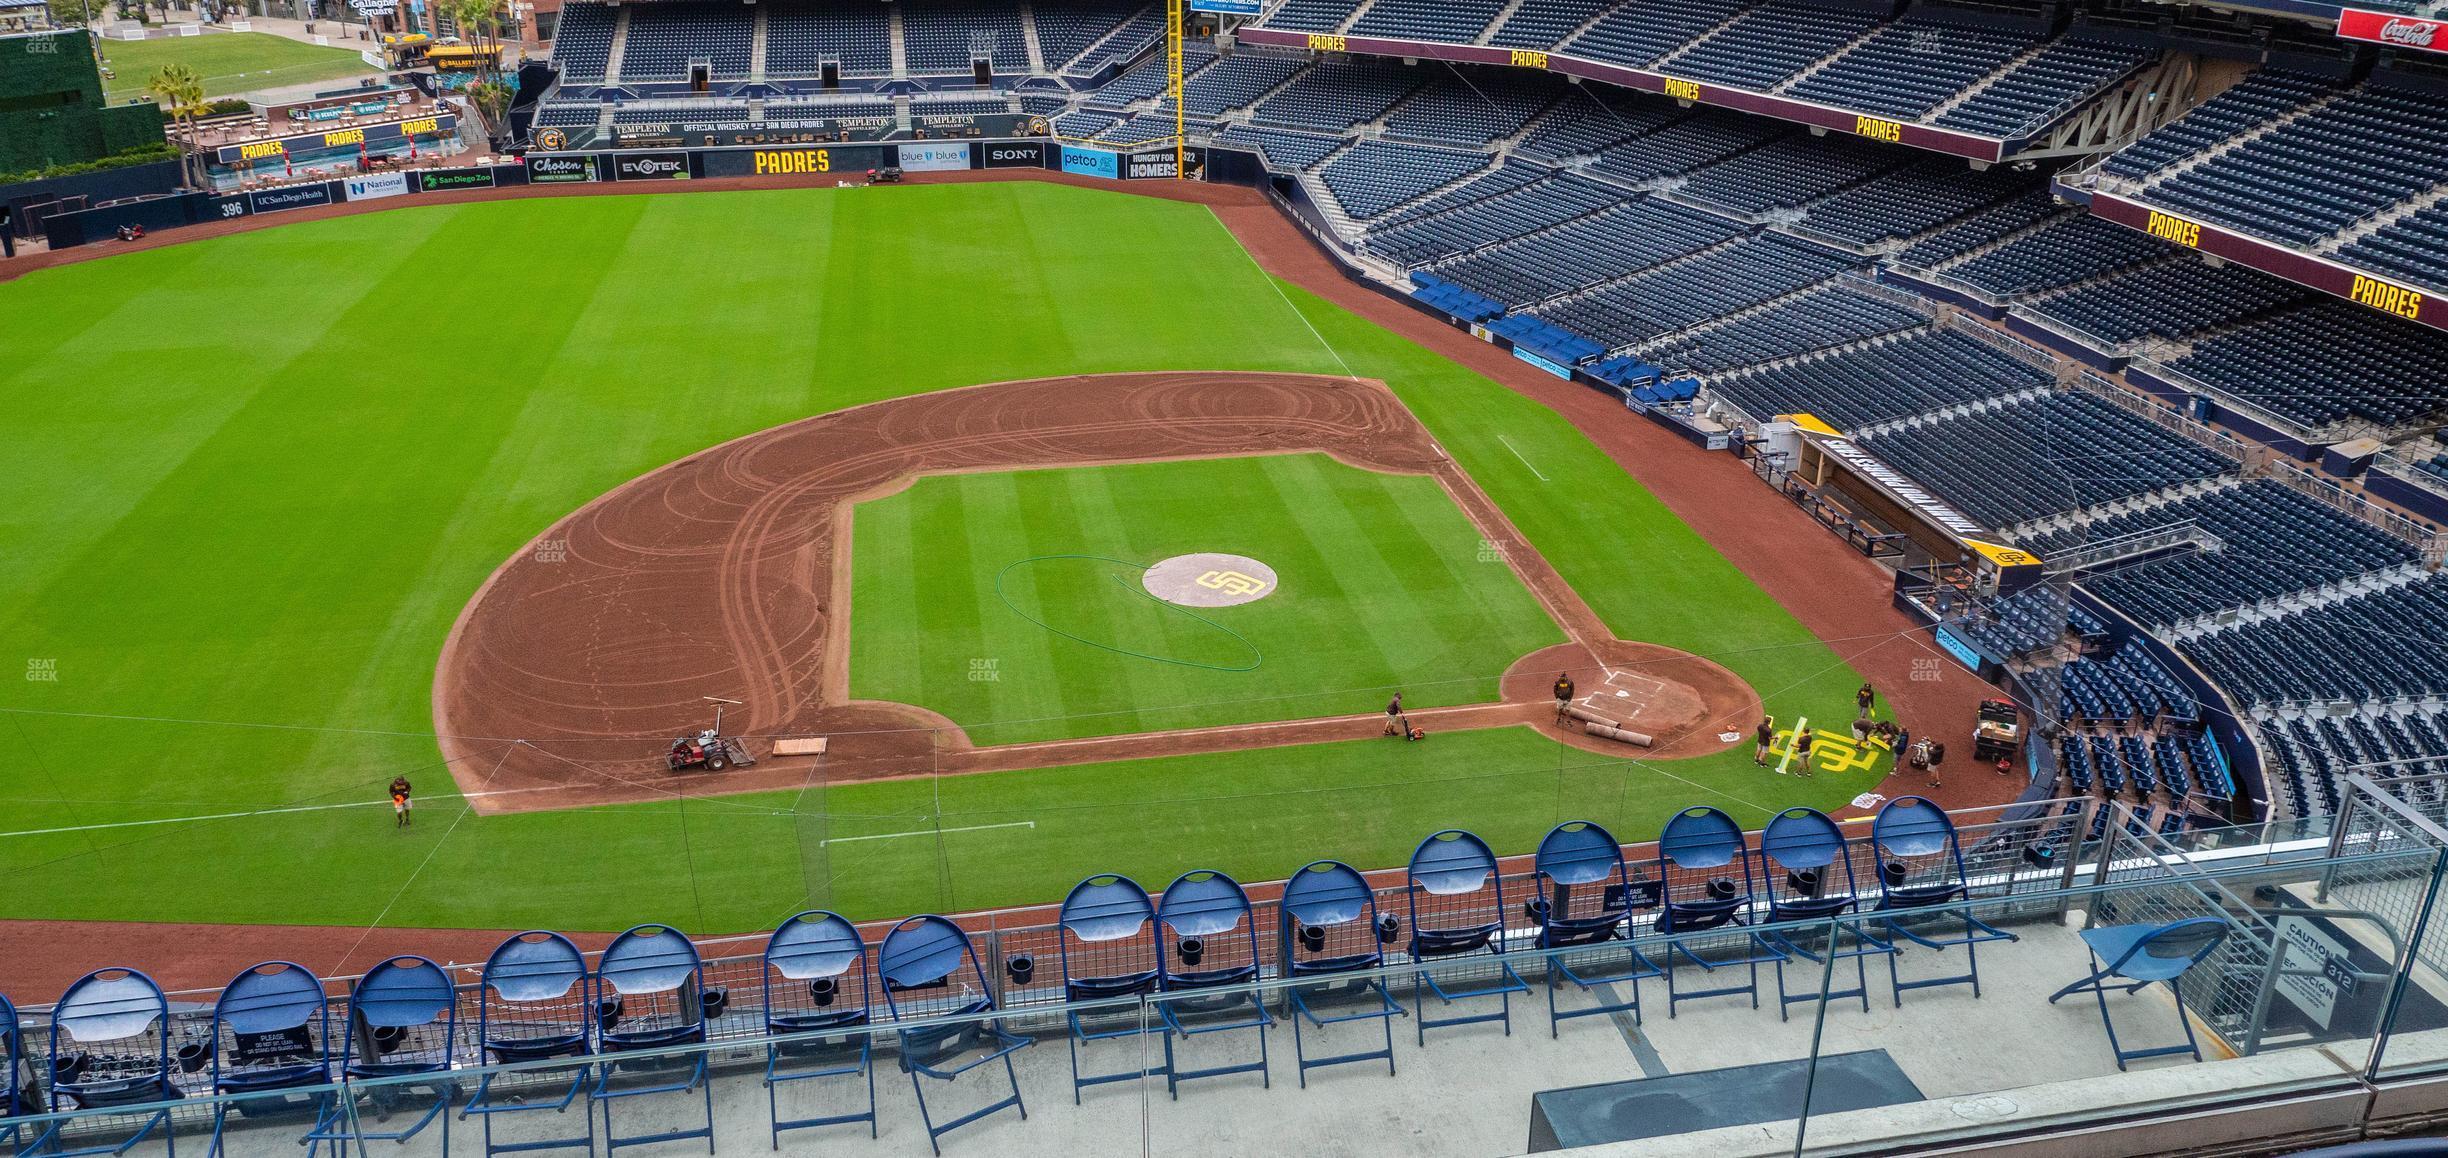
(0, 783, 578, 839)
(1496, 434, 1550, 481)
(818, 821, 1036, 846)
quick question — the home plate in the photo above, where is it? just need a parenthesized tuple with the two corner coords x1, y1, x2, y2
(1717, 731, 1742, 743)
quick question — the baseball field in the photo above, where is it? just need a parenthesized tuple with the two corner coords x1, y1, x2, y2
(0, 180, 1890, 937)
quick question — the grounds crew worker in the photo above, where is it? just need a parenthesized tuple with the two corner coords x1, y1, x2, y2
(1553, 673, 1575, 721)
(389, 776, 413, 828)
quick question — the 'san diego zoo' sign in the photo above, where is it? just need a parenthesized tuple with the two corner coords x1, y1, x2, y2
(416, 166, 496, 192)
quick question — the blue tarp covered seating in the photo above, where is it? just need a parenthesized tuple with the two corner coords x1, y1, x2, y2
(206, 961, 335, 1157)
(0, 993, 35, 1150)
(761, 910, 876, 1144)
(2049, 917, 2231, 1070)
(1056, 874, 1169, 1100)
(1756, 807, 1897, 1019)
(591, 925, 715, 1155)
(1152, 869, 1272, 1096)
(1278, 860, 1406, 1086)
(1532, 820, 1662, 1035)
(878, 915, 1031, 1156)
(1871, 796, 2020, 1002)
(1404, 830, 1530, 1045)
(1654, 806, 1789, 1016)
(465, 931, 597, 1158)
(305, 955, 459, 1158)
(1406, 271, 1505, 324)
(34, 968, 180, 1158)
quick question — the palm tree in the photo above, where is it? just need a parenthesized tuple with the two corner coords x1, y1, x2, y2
(440, 0, 508, 136)
(144, 62, 207, 189)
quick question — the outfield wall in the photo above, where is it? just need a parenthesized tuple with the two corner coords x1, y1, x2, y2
(28, 137, 1229, 251)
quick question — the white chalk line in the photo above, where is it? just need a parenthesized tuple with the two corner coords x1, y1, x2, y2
(1496, 434, 1549, 481)
(818, 821, 1036, 846)
(0, 783, 577, 839)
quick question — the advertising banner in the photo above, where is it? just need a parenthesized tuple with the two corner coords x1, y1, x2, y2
(896, 142, 972, 172)
(248, 182, 334, 213)
(1124, 146, 1203, 180)
(213, 114, 455, 165)
(415, 166, 496, 192)
(611, 151, 691, 181)
(1511, 345, 1574, 381)
(525, 154, 594, 184)
(980, 141, 1045, 168)
(2337, 8, 2447, 53)
(697, 145, 891, 178)
(1058, 145, 1119, 179)
(342, 171, 410, 201)
(1190, 0, 1261, 12)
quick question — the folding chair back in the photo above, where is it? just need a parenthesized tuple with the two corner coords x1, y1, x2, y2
(478, 931, 594, 1063)
(211, 961, 332, 1092)
(1759, 807, 1859, 923)
(1404, 830, 1529, 1045)
(1155, 870, 1262, 990)
(595, 925, 708, 1051)
(761, 911, 877, 1143)
(343, 956, 458, 1078)
(38, 968, 179, 1158)
(1532, 820, 1649, 947)
(1656, 806, 1756, 933)
(1406, 830, 1506, 958)
(1532, 821, 1661, 1031)
(764, 911, 872, 1034)
(1058, 875, 1161, 1001)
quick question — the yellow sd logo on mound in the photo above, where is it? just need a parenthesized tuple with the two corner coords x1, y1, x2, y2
(1195, 570, 1270, 598)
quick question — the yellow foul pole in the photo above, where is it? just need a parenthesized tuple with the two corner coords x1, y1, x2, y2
(1169, 0, 1186, 178)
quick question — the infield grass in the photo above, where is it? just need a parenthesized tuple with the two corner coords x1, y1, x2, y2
(0, 182, 1878, 944)
(849, 455, 1564, 743)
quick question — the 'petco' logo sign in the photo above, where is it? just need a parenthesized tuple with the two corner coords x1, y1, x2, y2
(2338, 8, 2448, 53)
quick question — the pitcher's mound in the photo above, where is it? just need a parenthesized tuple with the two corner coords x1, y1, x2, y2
(1143, 554, 1277, 607)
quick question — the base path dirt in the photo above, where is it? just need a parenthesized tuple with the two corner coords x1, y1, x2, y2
(435, 370, 1760, 813)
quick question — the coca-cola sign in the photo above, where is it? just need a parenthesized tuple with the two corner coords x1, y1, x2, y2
(2338, 8, 2446, 54)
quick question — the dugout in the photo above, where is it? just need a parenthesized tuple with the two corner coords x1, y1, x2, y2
(1772, 415, 2043, 592)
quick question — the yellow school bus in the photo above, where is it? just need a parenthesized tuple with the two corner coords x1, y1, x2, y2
(426, 42, 505, 71)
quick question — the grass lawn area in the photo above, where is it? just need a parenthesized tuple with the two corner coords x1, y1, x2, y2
(849, 455, 1565, 744)
(0, 182, 1878, 935)
(99, 30, 375, 101)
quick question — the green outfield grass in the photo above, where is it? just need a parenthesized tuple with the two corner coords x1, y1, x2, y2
(99, 31, 377, 101)
(849, 455, 1565, 744)
(0, 182, 1880, 938)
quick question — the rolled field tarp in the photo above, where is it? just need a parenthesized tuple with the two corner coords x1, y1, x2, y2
(1564, 705, 1619, 729)
(1585, 723, 1654, 748)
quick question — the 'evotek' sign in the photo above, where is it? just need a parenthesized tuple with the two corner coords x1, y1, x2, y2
(612, 152, 690, 181)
